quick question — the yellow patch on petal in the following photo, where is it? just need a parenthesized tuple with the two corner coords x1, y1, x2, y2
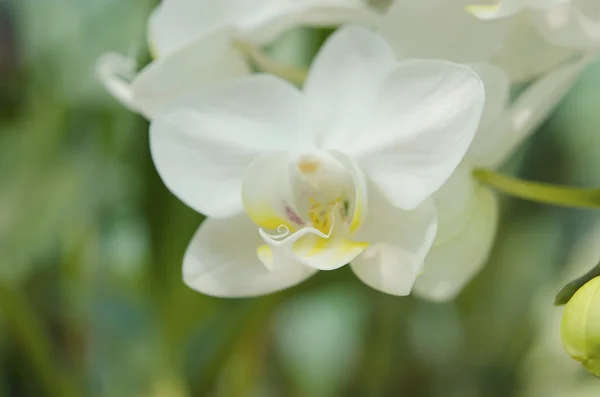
(298, 157, 321, 174)
(465, 4, 501, 18)
(256, 244, 274, 270)
(349, 197, 363, 234)
(293, 234, 369, 270)
(243, 200, 293, 231)
(333, 239, 370, 263)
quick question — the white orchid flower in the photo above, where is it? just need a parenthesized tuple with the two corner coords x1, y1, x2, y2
(149, 26, 485, 298)
(379, 0, 580, 83)
(413, 53, 596, 301)
(97, 0, 375, 119)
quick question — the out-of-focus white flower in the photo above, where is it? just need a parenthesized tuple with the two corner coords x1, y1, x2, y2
(531, 0, 600, 48)
(413, 54, 595, 301)
(97, 0, 375, 118)
(380, 0, 513, 66)
(149, 26, 485, 298)
(379, 0, 581, 82)
(467, 0, 565, 20)
(470, 0, 600, 50)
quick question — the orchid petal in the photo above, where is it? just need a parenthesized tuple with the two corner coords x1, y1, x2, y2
(532, 1, 600, 48)
(132, 30, 250, 118)
(351, 187, 437, 296)
(353, 60, 485, 210)
(381, 0, 514, 64)
(303, 25, 397, 149)
(413, 186, 499, 301)
(148, 0, 233, 57)
(492, 20, 576, 83)
(238, 0, 378, 45)
(432, 165, 478, 245)
(96, 53, 140, 114)
(242, 152, 300, 231)
(472, 52, 596, 168)
(293, 235, 369, 271)
(184, 215, 316, 298)
(150, 75, 307, 218)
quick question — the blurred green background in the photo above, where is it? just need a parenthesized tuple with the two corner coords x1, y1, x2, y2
(2, 1, 600, 396)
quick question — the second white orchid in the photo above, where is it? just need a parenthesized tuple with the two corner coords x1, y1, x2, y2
(414, 55, 594, 301)
(97, 0, 375, 118)
(469, 0, 600, 49)
(380, 0, 597, 83)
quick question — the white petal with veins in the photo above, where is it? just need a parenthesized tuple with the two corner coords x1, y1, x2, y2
(304, 25, 397, 149)
(353, 59, 485, 210)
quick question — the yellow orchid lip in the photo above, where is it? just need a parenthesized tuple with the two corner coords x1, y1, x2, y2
(256, 201, 369, 271)
(292, 234, 369, 268)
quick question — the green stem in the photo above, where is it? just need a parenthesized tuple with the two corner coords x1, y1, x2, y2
(473, 169, 600, 209)
(0, 283, 80, 397)
(233, 40, 308, 86)
(555, 263, 600, 305)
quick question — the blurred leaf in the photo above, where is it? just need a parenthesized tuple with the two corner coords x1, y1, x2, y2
(0, 283, 81, 397)
(16, 0, 154, 105)
(274, 285, 370, 397)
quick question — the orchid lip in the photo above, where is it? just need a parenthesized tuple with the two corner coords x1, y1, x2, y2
(257, 203, 340, 271)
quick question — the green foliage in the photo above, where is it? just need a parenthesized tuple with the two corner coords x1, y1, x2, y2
(1, 2, 600, 396)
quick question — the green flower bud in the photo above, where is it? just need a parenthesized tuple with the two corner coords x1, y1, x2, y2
(561, 276, 600, 376)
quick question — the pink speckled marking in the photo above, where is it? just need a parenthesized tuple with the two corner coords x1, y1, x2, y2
(285, 203, 305, 225)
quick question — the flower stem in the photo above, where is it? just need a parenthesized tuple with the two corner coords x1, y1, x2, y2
(555, 263, 600, 306)
(473, 169, 600, 209)
(233, 40, 308, 86)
